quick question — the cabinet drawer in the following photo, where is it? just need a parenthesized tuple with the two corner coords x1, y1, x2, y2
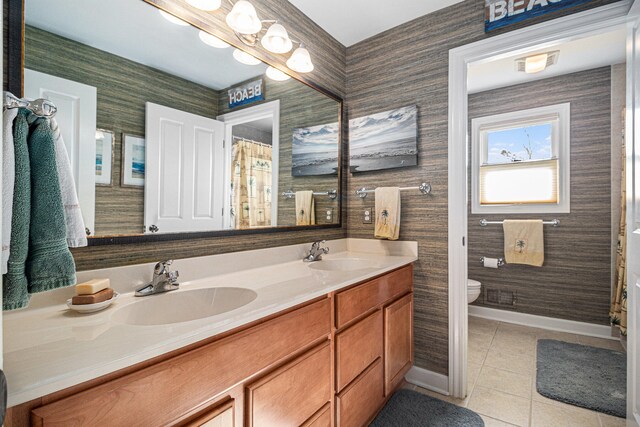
(336, 359, 384, 427)
(246, 342, 331, 427)
(182, 400, 234, 427)
(32, 298, 331, 427)
(384, 294, 413, 395)
(335, 265, 412, 328)
(302, 404, 331, 427)
(335, 310, 382, 392)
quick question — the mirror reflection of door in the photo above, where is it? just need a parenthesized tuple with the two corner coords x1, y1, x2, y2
(218, 101, 280, 230)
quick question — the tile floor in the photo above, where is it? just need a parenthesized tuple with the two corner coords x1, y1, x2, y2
(407, 316, 626, 427)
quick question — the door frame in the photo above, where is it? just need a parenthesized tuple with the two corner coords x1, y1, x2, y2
(217, 100, 280, 229)
(447, 0, 632, 399)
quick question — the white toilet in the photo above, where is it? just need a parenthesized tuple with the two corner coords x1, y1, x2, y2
(468, 279, 481, 303)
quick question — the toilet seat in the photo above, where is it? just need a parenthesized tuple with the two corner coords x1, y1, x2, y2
(468, 279, 481, 289)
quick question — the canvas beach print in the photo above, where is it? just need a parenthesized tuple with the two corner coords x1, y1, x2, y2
(95, 129, 114, 186)
(121, 134, 145, 187)
(349, 105, 418, 173)
(292, 122, 339, 176)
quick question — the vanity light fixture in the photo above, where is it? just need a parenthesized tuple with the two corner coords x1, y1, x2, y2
(226, 0, 262, 35)
(287, 44, 314, 73)
(233, 48, 261, 65)
(266, 66, 291, 81)
(159, 10, 189, 26)
(186, 0, 222, 11)
(515, 51, 559, 74)
(261, 23, 293, 53)
(199, 30, 230, 48)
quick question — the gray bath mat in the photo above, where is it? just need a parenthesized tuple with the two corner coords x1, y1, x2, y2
(537, 339, 626, 418)
(369, 389, 484, 426)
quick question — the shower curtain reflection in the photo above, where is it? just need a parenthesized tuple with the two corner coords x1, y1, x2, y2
(232, 138, 273, 229)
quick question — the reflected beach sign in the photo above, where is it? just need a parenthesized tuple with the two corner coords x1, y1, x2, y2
(228, 78, 265, 109)
(485, 0, 595, 32)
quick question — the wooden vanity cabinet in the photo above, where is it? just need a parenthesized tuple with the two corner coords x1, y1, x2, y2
(10, 264, 413, 427)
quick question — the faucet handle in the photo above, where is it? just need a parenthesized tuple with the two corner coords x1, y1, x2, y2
(311, 240, 326, 249)
(154, 260, 173, 275)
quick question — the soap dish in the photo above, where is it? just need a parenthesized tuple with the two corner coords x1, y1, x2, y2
(66, 292, 119, 314)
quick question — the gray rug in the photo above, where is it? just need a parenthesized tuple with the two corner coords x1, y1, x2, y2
(537, 339, 626, 418)
(369, 389, 484, 426)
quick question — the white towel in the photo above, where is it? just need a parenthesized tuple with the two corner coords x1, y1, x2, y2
(2, 108, 18, 274)
(50, 118, 88, 247)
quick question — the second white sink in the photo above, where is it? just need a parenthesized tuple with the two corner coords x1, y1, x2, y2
(113, 287, 258, 326)
(307, 258, 380, 272)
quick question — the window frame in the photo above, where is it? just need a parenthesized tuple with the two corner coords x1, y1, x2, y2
(471, 103, 571, 214)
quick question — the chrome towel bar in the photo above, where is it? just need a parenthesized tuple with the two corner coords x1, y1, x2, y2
(356, 182, 432, 199)
(479, 219, 560, 227)
(281, 189, 337, 200)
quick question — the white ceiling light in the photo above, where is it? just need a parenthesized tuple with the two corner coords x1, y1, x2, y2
(233, 49, 261, 65)
(226, 0, 262, 35)
(159, 10, 189, 26)
(286, 45, 314, 73)
(261, 24, 293, 53)
(266, 66, 291, 81)
(198, 30, 230, 48)
(515, 51, 559, 74)
(186, 0, 221, 11)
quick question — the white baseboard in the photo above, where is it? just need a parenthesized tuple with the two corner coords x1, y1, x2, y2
(469, 305, 615, 340)
(405, 366, 449, 395)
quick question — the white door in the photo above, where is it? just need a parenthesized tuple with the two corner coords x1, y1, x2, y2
(627, 5, 640, 425)
(24, 69, 97, 236)
(145, 102, 225, 234)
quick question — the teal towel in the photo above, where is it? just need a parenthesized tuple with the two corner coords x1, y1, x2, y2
(26, 112, 76, 293)
(2, 111, 31, 310)
(2, 110, 76, 310)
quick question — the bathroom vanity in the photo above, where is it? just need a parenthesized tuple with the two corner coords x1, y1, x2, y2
(4, 240, 416, 426)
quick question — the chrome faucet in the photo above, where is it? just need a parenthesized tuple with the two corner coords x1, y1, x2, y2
(303, 240, 329, 262)
(135, 260, 180, 297)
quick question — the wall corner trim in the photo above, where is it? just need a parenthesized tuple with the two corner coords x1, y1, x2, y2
(469, 305, 616, 339)
(405, 366, 450, 396)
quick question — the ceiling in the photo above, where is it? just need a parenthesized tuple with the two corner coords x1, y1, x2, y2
(467, 28, 626, 94)
(25, 0, 267, 90)
(287, 0, 464, 47)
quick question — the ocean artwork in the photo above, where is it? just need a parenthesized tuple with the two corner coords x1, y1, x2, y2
(131, 144, 146, 179)
(122, 134, 145, 187)
(95, 129, 113, 186)
(292, 122, 339, 176)
(349, 105, 418, 173)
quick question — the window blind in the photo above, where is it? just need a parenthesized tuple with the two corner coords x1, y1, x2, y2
(479, 158, 559, 205)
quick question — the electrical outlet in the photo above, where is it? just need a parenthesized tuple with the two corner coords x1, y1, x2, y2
(363, 207, 373, 224)
(325, 208, 334, 223)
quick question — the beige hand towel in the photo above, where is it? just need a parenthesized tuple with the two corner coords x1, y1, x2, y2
(503, 220, 544, 266)
(374, 187, 401, 240)
(295, 191, 315, 225)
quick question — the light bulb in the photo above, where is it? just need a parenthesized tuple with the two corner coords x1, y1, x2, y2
(199, 31, 230, 48)
(186, 0, 221, 11)
(226, 0, 262, 35)
(261, 24, 293, 54)
(286, 45, 314, 73)
(266, 66, 291, 81)
(525, 53, 548, 74)
(233, 49, 261, 65)
(159, 10, 189, 26)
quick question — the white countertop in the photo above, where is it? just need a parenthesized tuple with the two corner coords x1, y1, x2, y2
(3, 238, 417, 407)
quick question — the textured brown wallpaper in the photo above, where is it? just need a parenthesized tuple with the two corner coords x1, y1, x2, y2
(345, 0, 622, 376)
(467, 68, 613, 325)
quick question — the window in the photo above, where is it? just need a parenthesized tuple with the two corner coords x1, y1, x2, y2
(471, 103, 570, 214)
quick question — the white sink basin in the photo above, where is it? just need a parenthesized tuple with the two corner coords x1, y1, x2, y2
(113, 287, 257, 326)
(307, 258, 380, 272)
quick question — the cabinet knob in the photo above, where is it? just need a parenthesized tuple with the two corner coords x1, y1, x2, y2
(149, 224, 159, 233)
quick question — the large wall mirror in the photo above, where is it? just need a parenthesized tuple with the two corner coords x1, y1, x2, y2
(13, 0, 342, 243)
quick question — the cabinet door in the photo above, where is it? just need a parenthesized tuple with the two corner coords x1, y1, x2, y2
(384, 294, 413, 395)
(246, 342, 331, 427)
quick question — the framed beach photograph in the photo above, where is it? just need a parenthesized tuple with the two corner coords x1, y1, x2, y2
(121, 134, 145, 187)
(349, 105, 418, 173)
(95, 129, 114, 186)
(292, 122, 339, 176)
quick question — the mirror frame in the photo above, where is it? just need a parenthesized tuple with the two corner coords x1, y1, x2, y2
(6, 0, 345, 246)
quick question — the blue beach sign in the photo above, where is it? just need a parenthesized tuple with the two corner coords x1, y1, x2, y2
(485, 0, 595, 32)
(228, 78, 265, 109)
